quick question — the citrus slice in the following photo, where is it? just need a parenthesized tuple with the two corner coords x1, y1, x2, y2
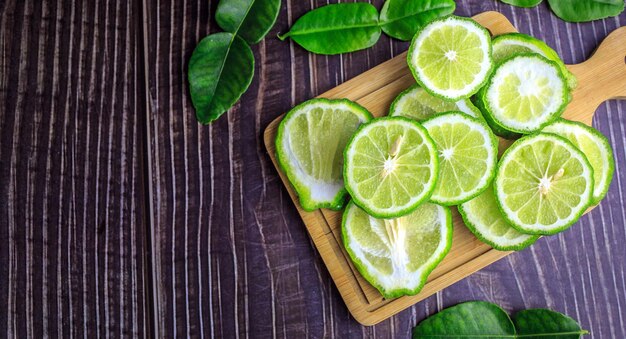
(495, 133, 594, 235)
(275, 98, 372, 211)
(542, 119, 614, 204)
(422, 112, 498, 205)
(342, 201, 452, 298)
(492, 33, 577, 90)
(476, 54, 569, 135)
(459, 185, 539, 251)
(344, 116, 438, 218)
(407, 15, 493, 101)
(389, 85, 482, 121)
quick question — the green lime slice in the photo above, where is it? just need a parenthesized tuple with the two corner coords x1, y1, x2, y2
(492, 33, 577, 90)
(344, 116, 438, 218)
(408, 15, 493, 101)
(495, 133, 594, 235)
(422, 112, 498, 205)
(275, 98, 372, 211)
(389, 85, 482, 121)
(542, 119, 615, 204)
(476, 54, 569, 135)
(459, 185, 539, 251)
(342, 201, 452, 299)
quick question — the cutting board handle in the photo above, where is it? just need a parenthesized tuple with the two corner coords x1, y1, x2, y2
(564, 26, 626, 124)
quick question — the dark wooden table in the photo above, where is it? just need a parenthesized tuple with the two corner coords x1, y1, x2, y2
(1, 0, 625, 337)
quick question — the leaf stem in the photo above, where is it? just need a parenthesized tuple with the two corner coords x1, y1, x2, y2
(231, 0, 256, 37)
(277, 22, 380, 38)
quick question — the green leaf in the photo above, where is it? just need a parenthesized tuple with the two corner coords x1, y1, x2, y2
(278, 3, 382, 55)
(188, 32, 254, 124)
(412, 301, 516, 338)
(215, 0, 281, 45)
(547, 0, 625, 22)
(379, 0, 456, 41)
(513, 309, 588, 338)
(500, 0, 543, 8)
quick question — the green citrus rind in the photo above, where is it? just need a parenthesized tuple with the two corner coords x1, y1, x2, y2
(275, 98, 373, 211)
(343, 116, 439, 218)
(389, 84, 482, 121)
(458, 188, 540, 251)
(494, 133, 594, 235)
(541, 119, 615, 204)
(407, 15, 494, 101)
(342, 201, 452, 299)
(476, 53, 569, 135)
(422, 112, 499, 205)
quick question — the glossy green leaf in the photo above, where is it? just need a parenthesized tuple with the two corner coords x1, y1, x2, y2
(412, 302, 589, 338)
(380, 0, 456, 41)
(513, 309, 588, 338)
(278, 3, 382, 55)
(412, 301, 516, 338)
(188, 33, 254, 124)
(500, 0, 543, 8)
(547, 0, 625, 22)
(215, 0, 281, 44)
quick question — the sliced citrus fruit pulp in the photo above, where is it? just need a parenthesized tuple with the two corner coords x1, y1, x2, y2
(542, 119, 614, 204)
(476, 54, 569, 135)
(342, 201, 452, 298)
(459, 185, 539, 251)
(492, 33, 577, 89)
(276, 98, 372, 211)
(389, 85, 482, 121)
(494, 133, 594, 235)
(422, 112, 498, 205)
(344, 117, 438, 218)
(408, 15, 493, 101)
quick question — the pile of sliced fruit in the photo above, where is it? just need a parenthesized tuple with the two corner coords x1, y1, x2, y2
(275, 15, 614, 299)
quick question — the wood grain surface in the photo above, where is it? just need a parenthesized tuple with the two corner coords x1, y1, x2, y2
(0, 0, 150, 337)
(2, 0, 625, 338)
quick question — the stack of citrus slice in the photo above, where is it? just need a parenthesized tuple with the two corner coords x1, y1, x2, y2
(275, 15, 615, 299)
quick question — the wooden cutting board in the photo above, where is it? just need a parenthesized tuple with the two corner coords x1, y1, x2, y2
(263, 11, 626, 326)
